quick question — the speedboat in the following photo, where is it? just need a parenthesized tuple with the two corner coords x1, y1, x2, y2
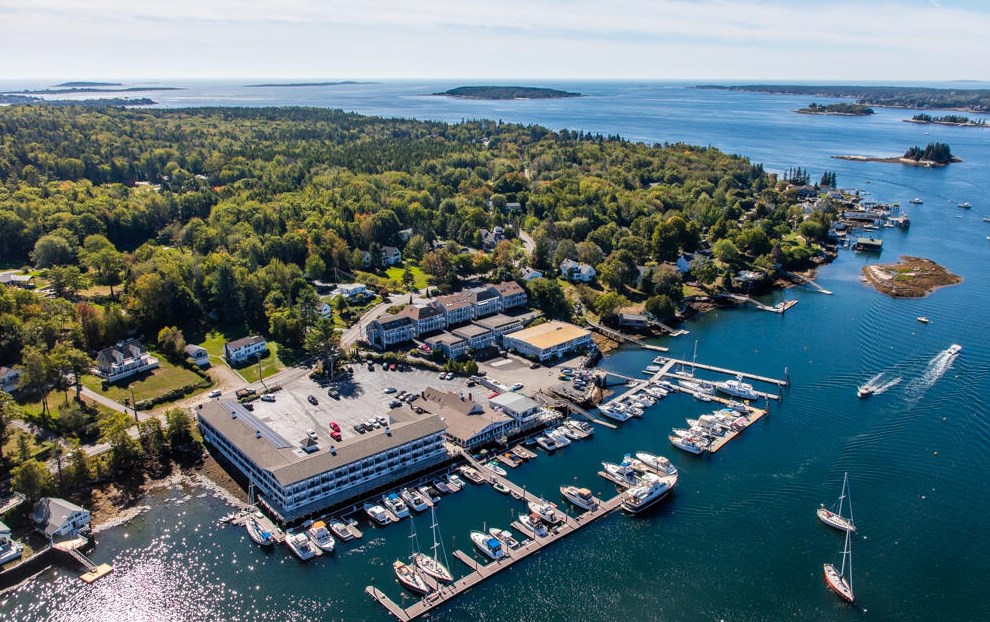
(622, 472, 678, 513)
(329, 519, 354, 541)
(634, 452, 678, 476)
(489, 527, 520, 549)
(433, 479, 452, 494)
(394, 559, 432, 594)
(245, 517, 275, 546)
(401, 488, 429, 513)
(916, 316, 930, 324)
(565, 419, 594, 437)
(559, 425, 585, 440)
(512, 446, 537, 460)
(856, 385, 875, 399)
(484, 461, 507, 477)
(517, 513, 549, 538)
(364, 503, 392, 526)
(470, 530, 506, 560)
(528, 500, 562, 524)
(286, 532, 319, 560)
(383, 493, 411, 518)
(669, 434, 707, 454)
(715, 376, 761, 400)
(910, 197, 923, 204)
(458, 466, 484, 484)
(626, 406, 644, 417)
(958, 201, 972, 208)
(492, 481, 511, 494)
(602, 460, 642, 488)
(307, 521, 336, 553)
(447, 474, 466, 490)
(948, 344, 962, 356)
(546, 428, 571, 447)
(560, 485, 596, 510)
(535, 435, 557, 451)
(418, 485, 441, 503)
(501, 451, 523, 466)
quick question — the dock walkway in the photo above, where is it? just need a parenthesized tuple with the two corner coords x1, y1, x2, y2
(366, 450, 625, 621)
(783, 271, 832, 295)
(586, 322, 669, 352)
(659, 357, 788, 387)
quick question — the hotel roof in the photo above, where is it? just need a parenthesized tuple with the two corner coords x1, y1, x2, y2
(503, 321, 591, 350)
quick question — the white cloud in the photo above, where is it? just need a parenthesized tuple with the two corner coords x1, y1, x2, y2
(0, 0, 987, 79)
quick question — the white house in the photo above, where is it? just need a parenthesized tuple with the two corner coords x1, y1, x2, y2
(32, 498, 91, 539)
(184, 344, 210, 367)
(381, 246, 402, 266)
(520, 268, 543, 282)
(224, 336, 268, 364)
(94, 339, 159, 383)
(331, 283, 370, 301)
(559, 258, 597, 283)
(0, 366, 21, 393)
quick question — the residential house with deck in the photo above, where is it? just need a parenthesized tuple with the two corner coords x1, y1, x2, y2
(224, 336, 268, 365)
(95, 339, 160, 383)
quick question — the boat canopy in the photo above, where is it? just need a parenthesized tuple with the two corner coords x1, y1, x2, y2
(388, 493, 399, 500)
(578, 488, 592, 497)
(487, 538, 501, 549)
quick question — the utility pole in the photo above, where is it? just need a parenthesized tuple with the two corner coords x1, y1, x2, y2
(130, 386, 138, 423)
(258, 354, 268, 390)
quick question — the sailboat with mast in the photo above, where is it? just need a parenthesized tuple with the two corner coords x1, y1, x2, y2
(824, 529, 855, 603)
(817, 472, 856, 533)
(393, 518, 432, 595)
(411, 505, 453, 583)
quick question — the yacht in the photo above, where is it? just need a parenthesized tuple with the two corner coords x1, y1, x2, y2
(626, 406, 644, 417)
(245, 517, 275, 546)
(634, 452, 678, 476)
(602, 460, 642, 488)
(958, 201, 972, 208)
(559, 425, 585, 441)
(383, 493, 411, 518)
(413, 506, 453, 583)
(669, 434, 707, 454)
(546, 428, 571, 447)
(726, 400, 749, 413)
(306, 521, 336, 553)
(364, 503, 392, 526)
(528, 500, 562, 524)
(715, 376, 761, 400)
(458, 466, 484, 484)
(447, 474, 466, 490)
(418, 485, 441, 503)
(393, 559, 431, 594)
(489, 527, 521, 550)
(622, 472, 678, 513)
(400, 488, 429, 512)
(565, 419, 594, 437)
(0, 537, 23, 565)
(560, 485, 596, 510)
(824, 529, 855, 603)
(599, 405, 632, 422)
(818, 472, 857, 533)
(517, 513, 550, 538)
(535, 435, 558, 451)
(470, 530, 506, 560)
(433, 479, 452, 495)
(286, 532, 319, 560)
(484, 461, 507, 477)
(329, 519, 354, 541)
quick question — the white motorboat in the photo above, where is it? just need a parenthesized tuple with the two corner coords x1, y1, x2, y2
(286, 531, 319, 560)
(622, 472, 678, 513)
(306, 521, 336, 553)
(0, 538, 23, 565)
(458, 466, 484, 484)
(559, 425, 585, 440)
(602, 460, 642, 488)
(470, 530, 506, 560)
(245, 516, 275, 546)
(715, 376, 761, 400)
(447, 474, 466, 490)
(412, 506, 453, 583)
(599, 405, 632, 422)
(626, 406, 644, 417)
(817, 472, 857, 533)
(484, 461, 507, 477)
(645, 364, 662, 373)
(909, 197, 923, 204)
(565, 419, 594, 437)
(824, 529, 855, 603)
(401, 488, 429, 513)
(948, 343, 962, 356)
(669, 434, 707, 454)
(535, 435, 558, 451)
(433, 479, 452, 494)
(329, 519, 354, 541)
(383, 493, 411, 518)
(394, 559, 431, 594)
(364, 503, 392, 526)
(546, 428, 571, 447)
(726, 400, 749, 413)
(560, 485, 596, 510)
(418, 485, 441, 503)
(517, 513, 549, 538)
(489, 527, 520, 549)
(528, 500, 562, 524)
(634, 452, 678, 476)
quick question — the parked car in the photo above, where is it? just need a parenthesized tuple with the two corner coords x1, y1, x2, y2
(329, 431, 342, 442)
(510, 383, 524, 391)
(389, 363, 397, 371)
(437, 372, 446, 379)
(327, 389, 340, 399)
(405, 394, 418, 403)
(208, 389, 222, 398)
(368, 418, 381, 429)
(384, 386, 397, 394)
(306, 429, 318, 440)
(353, 423, 367, 434)
(329, 421, 340, 432)
(260, 394, 276, 402)
(388, 399, 403, 408)
(242, 403, 254, 411)
(307, 395, 319, 405)
(376, 416, 388, 426)
(530, 362, 541, 369)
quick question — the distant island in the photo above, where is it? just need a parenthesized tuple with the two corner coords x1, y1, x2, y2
(434, 86, 582, 100)
(905, 113, 987, 128)
(2, 86, 181, 95)
(797, 102, 874, 116)
(245, 81, 374, 88)
(698, 84, 990, 113)
(0, 94, 155, 107)
(834, 142, 960, 167)
(55, 81, 123, 87)
(863, 256, 962, 298)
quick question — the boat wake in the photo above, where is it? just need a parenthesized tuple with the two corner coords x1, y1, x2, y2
(858, 373, 901, 396)
(904, 345, 961, 399)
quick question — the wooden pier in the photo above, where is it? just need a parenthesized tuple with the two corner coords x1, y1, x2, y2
(366, 450, 626, 621)
(587, 322, 669, 352)
(54, 537, 113, 583)
(658, 357, 788, 387)
(705, 404, 768, 453)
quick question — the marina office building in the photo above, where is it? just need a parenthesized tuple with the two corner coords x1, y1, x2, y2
(197, 401, 447, 523)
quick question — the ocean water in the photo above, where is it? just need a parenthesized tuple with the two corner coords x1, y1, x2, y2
(1, 81, 988, 622)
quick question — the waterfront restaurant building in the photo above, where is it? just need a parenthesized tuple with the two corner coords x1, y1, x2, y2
(197, 400, 447, 523)
(501, 320, 593, 362)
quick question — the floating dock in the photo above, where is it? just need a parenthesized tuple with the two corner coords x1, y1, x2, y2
(54, 537, 113, 583)
(366, 450, 625, 620)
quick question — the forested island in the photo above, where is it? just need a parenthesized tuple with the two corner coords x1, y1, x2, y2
(2, 86, 181, 95)
(699, 84, 990, 113)
(834, 142, 959, 167)
(434, 86, 582, 99)
(906, 113, 987, 127)
(0, 94, 155, 106)
(245, 81, 373, 88)
(56, 82, 123, 87)
(797, 102, 874, 116)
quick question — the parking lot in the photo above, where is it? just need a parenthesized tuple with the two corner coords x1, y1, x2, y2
(477, 352, 586, 395)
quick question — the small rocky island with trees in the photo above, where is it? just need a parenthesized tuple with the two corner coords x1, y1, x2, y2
(434, 86, 582, 99)
(797, 102, 874, 116)
(906, 113, 987, 128)
(834, 142, 960, 167)
(863, 256, 962, 298)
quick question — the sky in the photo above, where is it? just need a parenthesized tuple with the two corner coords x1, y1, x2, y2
(1, 0, 989, 81)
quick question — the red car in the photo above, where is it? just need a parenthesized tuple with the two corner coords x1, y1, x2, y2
(389, 363, 397, 371)
(330, 431, 342, 442)
(329, 421, 341, 432)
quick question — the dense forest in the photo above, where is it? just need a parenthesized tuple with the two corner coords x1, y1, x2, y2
(908, 113, 986, 126)
(0, 105, 832, 371)
(797, 103, 874, 115)
(701, 85, 990, 113)
(903, 142, 956, 164)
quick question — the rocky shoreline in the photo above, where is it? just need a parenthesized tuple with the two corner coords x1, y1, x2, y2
(862, 256, 962, 298)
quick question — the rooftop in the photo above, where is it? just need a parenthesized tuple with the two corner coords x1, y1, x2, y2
(451, 324, 491, 339)
(503, 321, 591, 350)
(488, 391, 540, 413)
(473, 313, 521, 330)
(417, 388, 513, 445)
(227, 335, 265, 349)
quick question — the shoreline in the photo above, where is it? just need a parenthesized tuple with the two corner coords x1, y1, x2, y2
(832, 154, 960, 167)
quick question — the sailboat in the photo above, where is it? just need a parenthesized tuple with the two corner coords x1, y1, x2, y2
(412, 506, 453, 583)
(824, 529, 855, 603)
(817, 472, 856, 533)
(394, 518, 432, 594)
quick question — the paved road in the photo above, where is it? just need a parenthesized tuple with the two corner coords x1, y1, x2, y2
(340, 298, 396, 349)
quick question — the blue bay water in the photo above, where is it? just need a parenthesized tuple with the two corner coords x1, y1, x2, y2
(1, 81, 988, 621)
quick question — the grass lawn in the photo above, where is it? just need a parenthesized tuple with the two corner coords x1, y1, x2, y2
(81, 356, 206, 404)
(197, 328, 287, 383)
(2, 428, 56, 465)
(385, 264, 429, 290)
(236, 341, 286, 383)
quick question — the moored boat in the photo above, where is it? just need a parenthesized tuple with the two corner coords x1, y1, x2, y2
(489, 527, 520, 549)
(364, 503, 392, 526)
(517, 513, 549, 538)
(599, 405, 632, 422)
(715, 376, 761, 400)
(329, 519, 354, 541)
(412, 506, 453, 583)
(306, 521, 336, 553)
(669, 434, 707, 454)
(824, 529, 855, 603)
(817, 472, 856, 533)
(245, 517, 275, 546)
(418, 485, 441, 503)
(447, 474, 466, 490)
(546, 428, 571, 447)
(470, 530, 506, 560)
(484, 461, 507, 477)
(527, 500, 562, 524)
(512, 445, 537, 460)
(458, 466, 484, 484)
(602, 460, 642, 488)
(394, 559, 431, 594)
(492, 481, 511, 494)
(560, 485, 596, 510)
(565, 419, 594, 437)
(401, 488, 429, 512)
(286, 531, 319, 560)
(383, 493, 411, 518)
(621, 472, 678, 513)
(535, 435, 557, 451)
(433, 479, 452, 494)
(634, 452, 678, 476)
